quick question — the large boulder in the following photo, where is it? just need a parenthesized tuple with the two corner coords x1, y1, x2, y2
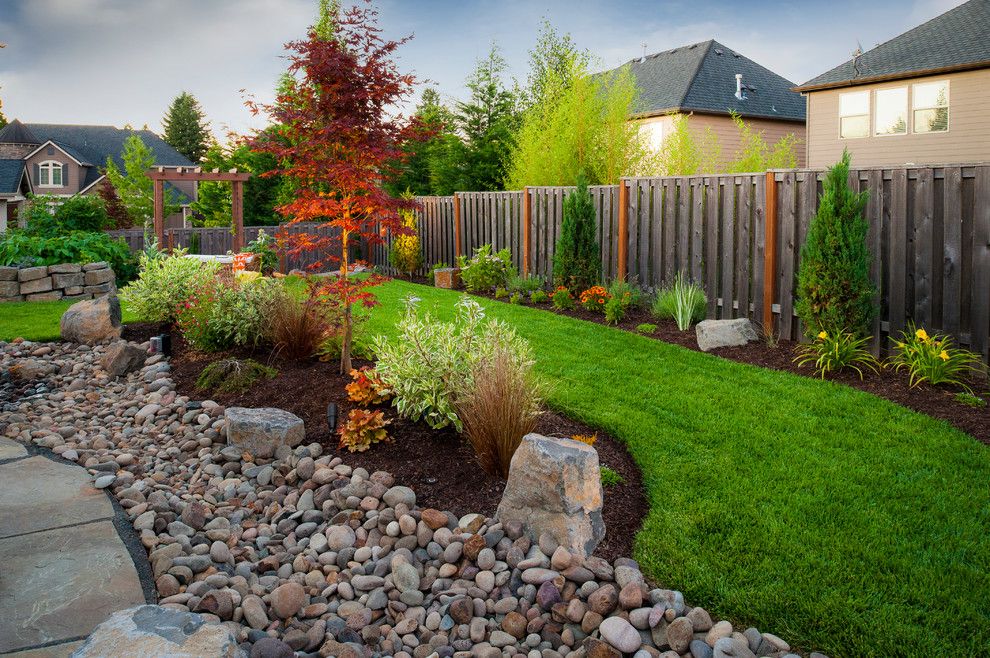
(60, 294, 121, 344)
(695, 318, 758, 352)
(100, 341, 147, 378)
(70, 605, 242, 657)
(226, 407, 305, 459)
(496, 434, 605, 558)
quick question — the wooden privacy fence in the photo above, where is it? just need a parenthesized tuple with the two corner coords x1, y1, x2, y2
(389, 165, 990, 361)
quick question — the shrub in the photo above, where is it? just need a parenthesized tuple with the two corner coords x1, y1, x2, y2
(0, 230, 137, 281)
(550, 286, 575, 310)
(265, 282, 340, 360)
(175, 276, 279, 351)
(245, 229, 279, 275)
(652, 273, 706, 330)
(338, 408, 390, 452)
(508, 274, 545, 295)
(530, 290, 549, 304)
(195, 358, 277, 394)
(22, 194, 110, 235)
(796, 151, 876, 337)
(346, 366, 393, 405)
(794, 330, 881, 380)
(579, 285, 610, 313)
(453, 343, 542, 478)
(600, 466, 624, 487)
(120, 250, 220, 323)
(888, 325, 985, 393)
(389, 203, 424, 277)
(494, 287, 508, 299)
(457, 244, 514, 292)
(603, 279, 639, 324)
(552, 172, 601, 290)
(509, 292, 523, 305)
(636, 323, 657, 334)
(373, 296, 532, 430)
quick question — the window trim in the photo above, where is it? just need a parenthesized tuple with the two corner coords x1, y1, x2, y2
(838, 90, 870, 139)
(37, 160, 64, 188)
(912, 79, 950, 134)
(873, 86, 908, 137)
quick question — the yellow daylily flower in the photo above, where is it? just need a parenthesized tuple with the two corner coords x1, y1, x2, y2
(916, 328, 930, 342)
(939, 350, 949, 361)
(818, 331, 828, 340)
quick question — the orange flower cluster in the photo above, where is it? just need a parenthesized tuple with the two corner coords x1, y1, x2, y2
(579, 286, 611, 312)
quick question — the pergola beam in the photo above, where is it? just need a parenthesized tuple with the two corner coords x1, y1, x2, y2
(145, 168, 251, 250)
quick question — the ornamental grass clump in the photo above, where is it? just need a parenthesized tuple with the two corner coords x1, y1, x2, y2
(265, 282, 341, 360)
(195, 358, 277, 394)
(652, 273, 706, 330)
(373, 296, 532, 430)
(794, 330, 881, 380)
(453, 343, 543, 478)
(796, 150, 876, 337)
(888, 324, 985, 393)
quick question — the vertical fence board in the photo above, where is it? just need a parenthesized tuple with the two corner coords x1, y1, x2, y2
(691, 178, 704, 282)
(888, 169, 909, 340)
(778, 172, 797, 339)
(864, 170, 885, 354)
(942, 167, 963, 338)
(736, 177, 753, 319)
(662, 179, 676, 284)
(913, 168, 935, 327)
(704, 178, 720, 317)
(721, 179, 735, 318)
(972, 166, 990, 361)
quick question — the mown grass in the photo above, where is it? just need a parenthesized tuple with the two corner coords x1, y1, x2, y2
(364, 280, 990, 658)
(3, 279, 989, 656)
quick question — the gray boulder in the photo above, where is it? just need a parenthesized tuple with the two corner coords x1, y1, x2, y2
(100, 341, 146, 378)
(60, 294, 121, 344)
(70, 605, 242, 657)
(695, 318, 758, 352)
(496, 433, 605, 558)
(226, 407, 305, 459)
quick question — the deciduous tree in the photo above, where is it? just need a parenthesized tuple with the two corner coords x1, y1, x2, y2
(104, 134, 180, 229)
(249, 2, 423, 373)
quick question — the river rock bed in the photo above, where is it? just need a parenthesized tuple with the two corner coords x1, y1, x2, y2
(0, 338, 829, 658)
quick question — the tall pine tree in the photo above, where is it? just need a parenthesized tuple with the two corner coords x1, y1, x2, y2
(552, 172, 600, 290)
(162, 92, 211, 162)
(795, 150, 876, 336)
(386, 88, 461, 196)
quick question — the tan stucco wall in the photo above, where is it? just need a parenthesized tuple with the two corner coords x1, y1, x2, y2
(636, 112, 807, 169)
(804, 68, 990, 168)
(24, 145, 82, 195)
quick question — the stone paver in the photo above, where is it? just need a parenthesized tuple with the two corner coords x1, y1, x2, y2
(0, 520, 146, 653)
(0, 436, 28, 460)
(0, 455, 113, 539)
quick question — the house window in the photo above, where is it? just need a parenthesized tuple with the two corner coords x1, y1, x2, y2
(839, 91, 869, 138)
(913, 80, 949, 133)
(874, 87, 907, 135)
(39, 161, 63, 187)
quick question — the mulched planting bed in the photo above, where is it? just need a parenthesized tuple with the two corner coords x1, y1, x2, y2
(153, 325, 647, 562)
(464, 290, 990, 446)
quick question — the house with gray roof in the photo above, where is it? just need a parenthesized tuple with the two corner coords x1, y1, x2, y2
(0, 119, 196, 231)
(794, 0, 990, 168)
(606, 39, 807, 168)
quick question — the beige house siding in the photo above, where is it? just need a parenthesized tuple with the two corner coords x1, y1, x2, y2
(804, 68, 990, 168)
(24, 146, 82, 195)
(636, 113, 807, 169)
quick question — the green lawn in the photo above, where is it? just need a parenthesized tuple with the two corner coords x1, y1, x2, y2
(0, 299, 145, 342)
(2, 282, 989, 657)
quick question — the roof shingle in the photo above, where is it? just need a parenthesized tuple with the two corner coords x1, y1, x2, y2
(0, 159, 26, 195)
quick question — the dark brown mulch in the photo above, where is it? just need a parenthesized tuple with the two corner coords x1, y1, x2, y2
(154, 328, 647, 562)
(471, 291, 990, 446)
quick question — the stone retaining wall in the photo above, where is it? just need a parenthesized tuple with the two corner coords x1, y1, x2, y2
(0, 262, 116, 302)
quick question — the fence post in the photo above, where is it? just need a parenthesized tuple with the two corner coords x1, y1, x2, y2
(522, 188, 531, 275)
(762, 171, 778, 330)
(153, 179, 164, 248)
(617, 180, 629, 281)
(453, 193, 461, 261)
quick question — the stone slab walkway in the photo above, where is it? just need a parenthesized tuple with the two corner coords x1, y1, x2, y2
(0, 450, 149, 656)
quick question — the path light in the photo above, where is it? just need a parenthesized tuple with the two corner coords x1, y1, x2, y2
(150, 333, 172, 357)
(327, 403, 338, 433)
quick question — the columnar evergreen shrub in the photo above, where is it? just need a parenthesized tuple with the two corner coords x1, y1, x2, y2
(796, 151, 876, 337)
(389, 204, 424, 277)
(553, 172, 600, 290)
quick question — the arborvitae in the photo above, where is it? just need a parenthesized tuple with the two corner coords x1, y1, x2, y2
(553, 172, 600, 290)
(795, 150, 876, 336)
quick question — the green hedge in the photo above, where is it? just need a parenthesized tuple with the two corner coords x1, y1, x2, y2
(0, 230, 137, 282)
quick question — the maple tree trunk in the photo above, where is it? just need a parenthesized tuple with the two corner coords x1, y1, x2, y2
(340, 229, 352, 375)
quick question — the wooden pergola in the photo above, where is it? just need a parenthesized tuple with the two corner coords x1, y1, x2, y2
(147, 167, 252, 251)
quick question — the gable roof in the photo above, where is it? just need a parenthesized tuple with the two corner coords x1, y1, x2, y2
(796, 0, 990, 91)
(0, 159, 26, 195)
(609, 39, 806, 122)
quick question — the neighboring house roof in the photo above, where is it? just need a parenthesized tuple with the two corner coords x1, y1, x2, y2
(0, 119, 40, 145)
(0, 159, 26, 195)
(607, 39, 806, 122)
(796, 0, 990, 91)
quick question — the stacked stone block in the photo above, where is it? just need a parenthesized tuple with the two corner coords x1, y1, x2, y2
(0, 262, 116, 302)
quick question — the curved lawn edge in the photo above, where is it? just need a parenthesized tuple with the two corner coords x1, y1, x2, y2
(366, 280, 990, 658)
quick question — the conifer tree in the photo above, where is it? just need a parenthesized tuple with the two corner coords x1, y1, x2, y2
(162, 92, 211, 162)
(552, 172, 600, 290)
(795, 150, 876, 336)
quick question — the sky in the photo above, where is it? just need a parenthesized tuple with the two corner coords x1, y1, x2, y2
(0, 0, 967, 140)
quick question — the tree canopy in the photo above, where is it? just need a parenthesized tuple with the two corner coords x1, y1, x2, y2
(162, 92, 211, 163)
(104, 134, 180, 228)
